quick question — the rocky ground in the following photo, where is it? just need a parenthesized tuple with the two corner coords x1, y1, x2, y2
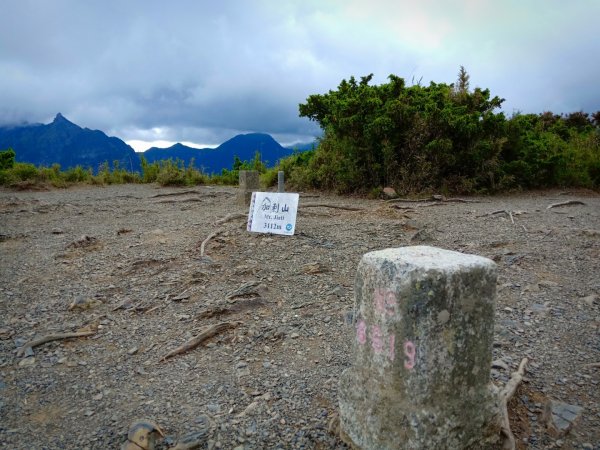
(0, 183, 598, 449)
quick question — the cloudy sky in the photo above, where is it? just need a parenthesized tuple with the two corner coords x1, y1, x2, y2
(1, 0, 598, 151)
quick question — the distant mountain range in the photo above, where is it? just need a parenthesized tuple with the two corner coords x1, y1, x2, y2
(0, 113, 316, 174)
(143, 133, 311, 174)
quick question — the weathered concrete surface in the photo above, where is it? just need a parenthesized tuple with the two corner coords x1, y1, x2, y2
(237, 170, 260, 207)
(339, 246, 501, 449)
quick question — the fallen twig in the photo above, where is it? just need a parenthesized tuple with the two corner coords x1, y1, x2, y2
(200, 230, 223, 257)
(16, 331, 96, 357)
(584, 362, 600, 368)
(302, 203, 364, 211)
(499, 357, 528, 450)
(160, 321, 238, 361)
(215, 212, 246, 226)
(547, 200, 586, 210)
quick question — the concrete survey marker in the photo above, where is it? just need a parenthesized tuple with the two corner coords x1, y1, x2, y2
(237, 170, 260, 207)
(339, 246, 501, 449)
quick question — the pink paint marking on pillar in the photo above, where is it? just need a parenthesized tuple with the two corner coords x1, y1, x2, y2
(384, 290, 397, 317)
(403, 341, 416, 369)
(388, 334, 395, 361)
(374, 289, 385, 314)
(371, 325, 383, 354)
(356, 319, 367, 345)
(374, 288, 398, 318)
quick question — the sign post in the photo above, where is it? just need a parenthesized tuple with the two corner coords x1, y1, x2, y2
(247, 192, 299, 236)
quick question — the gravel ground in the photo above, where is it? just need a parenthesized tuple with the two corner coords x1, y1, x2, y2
(0, 184, 598, 449)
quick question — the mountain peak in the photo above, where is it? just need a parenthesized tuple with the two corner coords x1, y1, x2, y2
(52, 113, 78, 128)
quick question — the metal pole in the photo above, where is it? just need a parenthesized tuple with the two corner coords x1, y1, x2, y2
(277, 171, 285, 193)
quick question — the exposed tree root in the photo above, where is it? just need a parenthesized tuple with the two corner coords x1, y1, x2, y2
(200, 230, 223, 257)
(302, 203, 364, 211)
(499, 357, 528, 450)
(150, 190, 200, 198)
(214, 212, 246, 226)
(387, 194, 481, 204)
(16, 331, 97, 357)
(547, 200, 586, 209)
(160, 321, 239, 361)
(478, 209, 515, 224)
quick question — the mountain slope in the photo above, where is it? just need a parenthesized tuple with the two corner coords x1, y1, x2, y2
(0, 113, 141, 172)
(143, 133, 295, 173)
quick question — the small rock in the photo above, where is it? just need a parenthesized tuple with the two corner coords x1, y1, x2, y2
(581, 294, 597, 306)
(18, 357, 35, 367)
(382, 187, 397, 199)
(492, 359, 509, 371)
(0, 328, 12, 339)
(127, 347, 139, 356)
(543, 399, 583, 437)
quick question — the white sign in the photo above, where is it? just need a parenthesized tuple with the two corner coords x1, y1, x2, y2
(247, 192, 299, 235)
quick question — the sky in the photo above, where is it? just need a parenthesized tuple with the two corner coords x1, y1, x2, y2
(1, 0, 598, 151)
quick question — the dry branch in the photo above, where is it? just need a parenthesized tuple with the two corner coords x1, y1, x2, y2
(200, 230, 223, 257)
(499, 357, 528, 450)
(302, 203, 364, 211)
(547, 200, 586, 209)
(160, 321, 238, 361)
(16, 331, 96, 357)
(214, 212, 246, 226)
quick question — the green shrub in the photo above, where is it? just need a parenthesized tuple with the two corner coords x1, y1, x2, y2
(0, 148, 16, 170)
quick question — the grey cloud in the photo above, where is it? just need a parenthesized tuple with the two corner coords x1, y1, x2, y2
(1, 0, 598, 146)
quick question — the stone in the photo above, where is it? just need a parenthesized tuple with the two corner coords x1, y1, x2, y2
(339, 246, 501, 450)
(543, 399, 583, 437)
(382, 187, 397, 199)
(581, 294, 597, 307)
(237, 170, 260, 207)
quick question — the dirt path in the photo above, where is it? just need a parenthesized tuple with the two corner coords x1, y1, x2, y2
(1, 184, 598, 449)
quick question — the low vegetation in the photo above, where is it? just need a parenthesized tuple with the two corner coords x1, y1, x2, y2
(1, 68, 598, 194)
(292, 67, 599, 194)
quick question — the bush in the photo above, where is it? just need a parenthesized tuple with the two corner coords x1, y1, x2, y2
(0, 148, 16, 170)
